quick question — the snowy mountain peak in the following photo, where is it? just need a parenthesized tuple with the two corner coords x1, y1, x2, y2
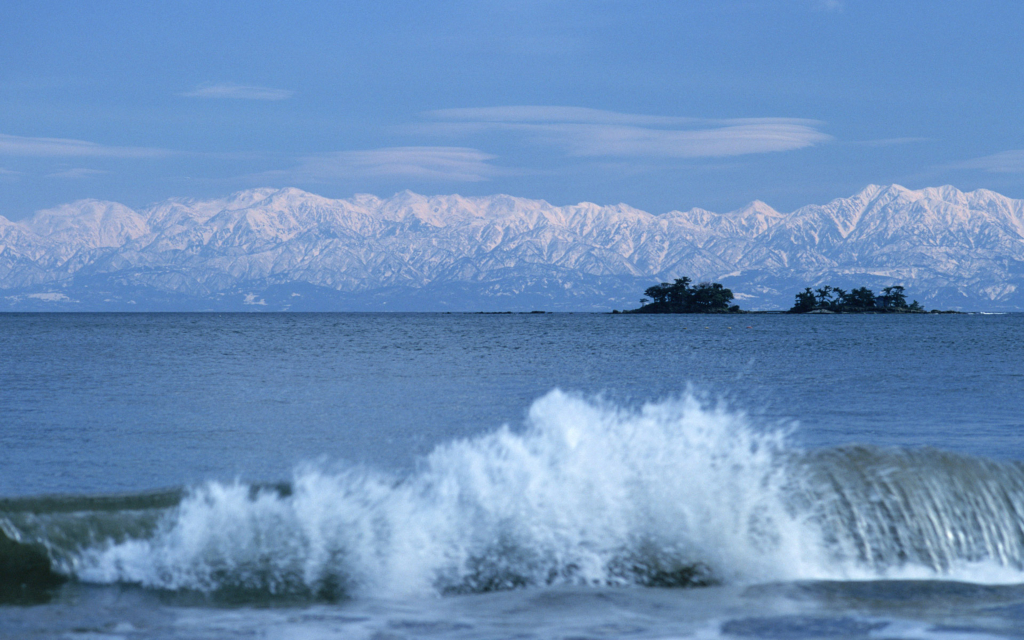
(732, 200, 781, 218)
(856, 184, 890, 200)
(224, 188, 286, 208)
(26, 200, 148, 249)
(2, 185, 1024, 311)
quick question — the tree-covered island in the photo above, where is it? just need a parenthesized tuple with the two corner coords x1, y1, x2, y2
(618, 279, 931, 314)
(788, 285, 924, 313)
(626, 277, 741, 313)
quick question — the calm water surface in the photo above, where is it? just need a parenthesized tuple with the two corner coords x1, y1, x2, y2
(2, 312, 1022, 495)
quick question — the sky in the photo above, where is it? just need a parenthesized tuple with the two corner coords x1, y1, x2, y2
(1, 0, 1023, 221)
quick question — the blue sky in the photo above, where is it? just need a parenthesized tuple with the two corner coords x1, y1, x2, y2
(1, 0, 1022, 220)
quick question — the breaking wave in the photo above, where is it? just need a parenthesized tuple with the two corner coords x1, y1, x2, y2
(4, 390, 1024, 602)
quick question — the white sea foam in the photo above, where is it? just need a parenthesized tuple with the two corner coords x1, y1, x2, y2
(71, 390, 1024, 597)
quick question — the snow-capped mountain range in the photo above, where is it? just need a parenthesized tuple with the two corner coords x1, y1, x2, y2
(2, 184, 1023, 311)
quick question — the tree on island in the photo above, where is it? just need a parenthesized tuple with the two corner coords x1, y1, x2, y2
(789, 284, 923, 313)
(629, 277, 740, 313)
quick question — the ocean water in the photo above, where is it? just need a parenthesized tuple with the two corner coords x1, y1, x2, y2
(2, 312, 1024, 639)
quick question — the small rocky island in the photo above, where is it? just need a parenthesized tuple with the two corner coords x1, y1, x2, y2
(624, 277, 741, 314)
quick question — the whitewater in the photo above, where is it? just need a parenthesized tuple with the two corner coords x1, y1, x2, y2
(3, 312, 1024, 638)
(9, 390, 1023, 601)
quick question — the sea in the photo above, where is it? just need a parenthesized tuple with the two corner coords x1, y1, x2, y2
(2, 312, 1024, 639)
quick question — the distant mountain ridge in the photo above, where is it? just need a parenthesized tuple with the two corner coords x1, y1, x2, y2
(2, 184, 1023, 311)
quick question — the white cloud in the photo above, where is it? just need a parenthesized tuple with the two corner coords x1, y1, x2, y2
(280, 146, 499, 182)
(424, 106, 830, 158)
(954, 150, 1024, 173)
(46, 168, 109, 179)
(181, 83, 294, 101)
(26, 292, 71, 302)
(0, 133, 169, 158)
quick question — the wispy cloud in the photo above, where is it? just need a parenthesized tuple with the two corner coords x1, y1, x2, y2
(0, 167, 21, 181)
(851, 137, 931, 147)
(430, 106, 702, 127)
(0, 133, 169, 158)
(46, 167, 109, 179)
(953, 150, 1024, 173)
(180, 83, 294, 101)
(423, 106, 830, 158)
(532, 121, 828, 158)
(272, 147, 499, 182)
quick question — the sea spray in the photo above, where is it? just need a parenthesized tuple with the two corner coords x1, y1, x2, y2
(68, 390, 813, 597)
(8, 389, 1024, 601)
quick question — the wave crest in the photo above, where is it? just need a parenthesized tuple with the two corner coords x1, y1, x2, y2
(6, 389, 1024, 601)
